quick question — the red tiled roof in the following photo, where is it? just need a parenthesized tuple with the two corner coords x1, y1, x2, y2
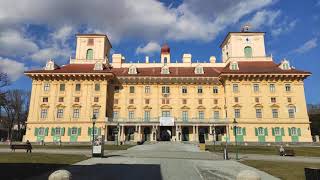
(220, 61, 310, 75)
(25, 64, 112, 74)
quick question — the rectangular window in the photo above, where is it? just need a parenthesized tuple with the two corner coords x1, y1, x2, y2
(43, 97, 48, 103)
(236, 127, 242, 135)
(38, 128, 45, 136)
(44, 83, 50, 91)
(182, 86, 188, 94)
(40, 109, 48, 118)
(58, 97, 64, 102)
(182, 99, 187, 104)
(270, 84, 275, 93)
(197, 86, 203, 94)
(214, 99, 218, 104)
(75, 84, 81, 91)
(94, 97, 99, 103)
(114, 86, 120, 93)
(57, 109, 64, 118)
(287, 97, 292, 103)
(55, 128, 61, 135)
(128, 111, 134, 119)
(288, 108, 295, 118)
(255, 97, 259, 103)
(162, 99, 169, 104)
(74, 97, 80, 102)
(113, 111, 119, 119)
(271, 97, 276, 103)
(71, 127, 78, 135)
(253, 84, 259, 93)
(213, 86, 218, 94)
(234, 97, 239, 103)
(129, 86, 135, 93)
(145, 99, 150, 104)
(213, 111, 219, 119)
(272, 109, 278, 118)
(234, 109, 240, 118)
(162, 86, 170, 94)
(198, 111, 204, 120)
(182, 111, 188, 121)
(60, 84, 65, 91)
(73, 109, 80, 118)
(198, 99, 203, 104)
(93, 109, 99, 118)
(144, 111, 150, 121)
(274, 128, 280, 136)
(256, 109, 262, 118)
(162, 111, 170, 117)
(95, 84, 100, 91)
(233, 84, 239, 93)
(285, 84, 291, 92)
(145, 86, 151, 93)
(129, 99, 134, 104)
(258, 128, 264, 136)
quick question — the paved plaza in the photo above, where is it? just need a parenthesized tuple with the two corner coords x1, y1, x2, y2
(32, 142, 279, 180)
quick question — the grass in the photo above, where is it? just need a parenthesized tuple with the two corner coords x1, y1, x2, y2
(242, 160, 320, 180)
(206, 145, 320, 157)
(0, 144, 135, 150)
(0, 152, 88, 179)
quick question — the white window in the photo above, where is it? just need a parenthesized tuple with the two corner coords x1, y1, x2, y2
(93, 109, 99, 118)
(162, 86, 170, 94)
(258, 127, 264, 136)
(182, 111, 188, 121)
(145, 86, 151, 93)
(182, 86, 187, 94)
(57, 109, 64, 118)
(128, 111, 134, 119)
(234, 109, 240, 118)
(233, 84, 239, 93)
(73, 109, 80, 118)
(128, 66, 137, 74)
(236, 127, 242, 135)
(285, 84, 291, 92)
(44, 83, 50, 91)
(213, 86, 218, 94)
(195, 66, 204, 74)
(270, 84, 275, 92)
(256, 109, 262, 118)
(288, 107, 295, 118)
(253, 84, 259, 93)
(71, 127, 77, 135)
(162, 111, 170, 117)
(197, 86, 203, 94)
(198, 111, 204, 120)
(272, 109, 278, 118)
(283, 62, 290, 70)
(144, 111, 150, 121)
(55, 127, 61, 135)
(40, 109, 48, 119)
(38, 128, 45, 136)
(113, 111, 119, 119)
(213, 111, 219, 119)
(274, 127, 280, 136)
(291, 127, 297, 136)
(161, 66, 170, 74)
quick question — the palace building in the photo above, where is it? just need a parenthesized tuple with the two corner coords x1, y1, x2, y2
(24, 28, 312, 143)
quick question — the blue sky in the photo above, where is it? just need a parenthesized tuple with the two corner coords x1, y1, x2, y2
(0, 0, 319, 104)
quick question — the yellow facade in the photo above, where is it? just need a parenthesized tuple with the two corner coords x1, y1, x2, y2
(24, 30, 312, 144)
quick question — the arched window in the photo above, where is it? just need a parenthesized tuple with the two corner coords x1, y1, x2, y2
(164, 57, 168, 64)
(86, 49, 93, 60)
(244, 46, 252, 58)
(258, 127, 264, 136)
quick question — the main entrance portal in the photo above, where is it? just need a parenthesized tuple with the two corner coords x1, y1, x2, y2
(160, 126, 172, 141)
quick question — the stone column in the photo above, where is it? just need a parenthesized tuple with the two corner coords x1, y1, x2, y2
(209, 126, 213, 142)
(105, 125, 108, 142)
(192, 126, 196, 141)
(121, 125, 125, 142)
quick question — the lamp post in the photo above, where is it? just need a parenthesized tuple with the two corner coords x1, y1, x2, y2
(92, 114, 97, 154)
(115, 123, 120, 146)
(233, 118, 239, 160)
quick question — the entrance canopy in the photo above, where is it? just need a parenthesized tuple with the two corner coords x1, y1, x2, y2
(160, 117, 174, 126)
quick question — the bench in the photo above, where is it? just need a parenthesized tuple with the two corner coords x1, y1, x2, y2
(10, 144, 32, 152)
(280, 149, 295, 156)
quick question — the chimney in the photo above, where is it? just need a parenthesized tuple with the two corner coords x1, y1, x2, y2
(145, 56, 149, 63)
(209, 56, 216, 63)
(112, 54, 122, 68)
(182, 54, 192, 63)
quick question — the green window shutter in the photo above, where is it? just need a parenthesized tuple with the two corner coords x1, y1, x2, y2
(272, 128, 275, 136)
(255, 128, 258, 136)
(98, 128, 101, 136)
(264, 128, 268, 136)
(281, 128, 285, 136)
(233, 128, 236, 136)
(88, 127, 92, 136)
(45, 128, 49, 136)
(68, 128, 71, 136)
(34, 128, 39, 136)
(78, 128, 81, 136)
(298, 128, 301, 136)
(61, 128, 65, 136)
(51, 128, 55, 136)
(242, 128, 246, 136)
(288, 128, 292, 136)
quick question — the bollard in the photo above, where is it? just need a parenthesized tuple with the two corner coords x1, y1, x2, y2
(223, 148, 229, 160)
(236, 170, 261, 180)
(48, 170, 72, 180)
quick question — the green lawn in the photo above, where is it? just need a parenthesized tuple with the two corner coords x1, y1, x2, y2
(0, 153, 88, 179)
(0, 144, 135, 150)
(242, 160, 320, 180)
(206, 145, 320, 157)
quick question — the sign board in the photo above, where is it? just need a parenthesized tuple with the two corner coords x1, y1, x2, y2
(92, 135, 104, 157)
(160, 117, 174, 126)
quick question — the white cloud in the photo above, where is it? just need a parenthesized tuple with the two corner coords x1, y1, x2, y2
(294, 38, 318, 54)
(0, 30, 39, 57)
(30, 47, 71, 62)
(248, 10, 281, 28)
(271, 19, 297, 36)
(0, 57, 26, 81)
(51, 25, 74, 46)
(136, 41, 161, 55)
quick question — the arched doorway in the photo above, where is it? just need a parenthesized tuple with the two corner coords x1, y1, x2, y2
(160, 127, 172, 141)
(143, 127, 151, 142)
(182, 127, 189, 141)
(198, 127, 208, 143)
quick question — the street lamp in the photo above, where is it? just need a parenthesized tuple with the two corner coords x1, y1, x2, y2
(233, 118, 239, 160)
(92, 114, 97, 149)
(114, 123, 120, 146)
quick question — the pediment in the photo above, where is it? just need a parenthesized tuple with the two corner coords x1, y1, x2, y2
(160, 105, 172, 109)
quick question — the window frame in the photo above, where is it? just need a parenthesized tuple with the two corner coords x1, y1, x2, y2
(182, 111, 188, 121)
(75, 84, 81, 91)
(95, 83, 100, 91)
(257, 127, 264, 136)
(234, 109, 240, 118)
(71, 127, 78, 135)
(57, 108, 64, 118)
(44, 83, 50, 91)
(59, 84, 65, 91)
(128, 111, 135, 119)
(182, 86, 188, 94)
(40, 109, 48, 119)
(145, 86, 151, 93)
(73, 108, 80, 118)
(256, 108, 262, 118)
(198, 111, 205, 120)
(272, 109, 279, 118)
(232, 84, 239, 93)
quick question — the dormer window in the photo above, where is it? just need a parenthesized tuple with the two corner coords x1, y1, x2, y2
(230, 62, 239, 70)
(44, 59, 57, 70)
(128, 66, 137, 74)
(93, 62, 103, 70)
(279, 59, 291, 70)
(161, 66, 170, 74)
(195, 66, 204, 74)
